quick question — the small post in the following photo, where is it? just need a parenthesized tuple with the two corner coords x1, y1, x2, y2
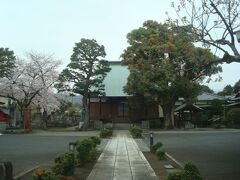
(150, 132, 154, 146)
(69, 142, 76, 151)
(0, 161, 13, 180)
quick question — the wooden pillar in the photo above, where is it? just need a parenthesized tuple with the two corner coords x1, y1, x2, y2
(99, 97, 102, 118)
(88, 94, 90, 122)
(23, 110, 26, 129)
(190, 110, 194, 128)
(28, 108, 32, 130)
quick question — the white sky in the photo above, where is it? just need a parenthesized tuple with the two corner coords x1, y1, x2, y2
(0, 0, 240, 92)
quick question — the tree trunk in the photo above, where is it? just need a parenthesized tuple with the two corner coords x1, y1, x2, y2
(161, 102, 175, 129)
(82, 95, 89, 129)
(42, 109, 47, 129)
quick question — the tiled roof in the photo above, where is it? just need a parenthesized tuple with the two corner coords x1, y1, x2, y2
(197, 92, 224, 101)
(103, 61, 129, 97)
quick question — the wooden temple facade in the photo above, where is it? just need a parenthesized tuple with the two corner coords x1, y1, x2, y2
(89, 96, 159, 123)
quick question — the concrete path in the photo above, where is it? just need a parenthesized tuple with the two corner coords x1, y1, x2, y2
(87, 131, 158, 180)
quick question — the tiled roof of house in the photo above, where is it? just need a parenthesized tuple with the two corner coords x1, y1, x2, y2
(175, 103, 203, 112)
(103, 61, 129, 97)
(197, 92, 224, 101)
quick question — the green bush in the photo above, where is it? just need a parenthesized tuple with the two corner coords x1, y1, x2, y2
(167, 171, 186, 180)
(150, 141, 163, 153)
(156, 148, 165, 160)
(32, 169, 57, 180)
(53, 152, 75, 176)
(89, 148, 98, 161)
(227, 108, 240, 125)
(90, 136, 101, 147)
(76, 138, 95, 165)
(184, 161, 202, 180)
(100, 127, 113, 138)
(167, 161, 202, 180)
(129, 126, 143, 138)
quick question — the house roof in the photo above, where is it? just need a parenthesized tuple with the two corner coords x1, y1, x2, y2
(226, 102, 240, 107)
(175, 103, 203, 112)
(55, 93, 82, 105)
(103, 61, 129, 97)
(197, 92, 224, 101)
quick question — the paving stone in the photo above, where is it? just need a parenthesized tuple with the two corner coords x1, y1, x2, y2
(87, 130, 158, 180)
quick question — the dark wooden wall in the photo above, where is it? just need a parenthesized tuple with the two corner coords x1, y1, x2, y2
(89, 97, 159, 123)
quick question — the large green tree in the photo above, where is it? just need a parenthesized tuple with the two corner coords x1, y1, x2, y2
(217, 84, 234, 96)
(0, 48, 16, 78)
(57, 38, 111, 129)
(122, 20, 221, 128)
(233, 79, 240, 93)
(200, 85, 214, 94)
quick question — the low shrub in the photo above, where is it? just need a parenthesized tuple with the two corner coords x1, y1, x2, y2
(150, 141, 163, 153)
(76, 138, 95, 165)
(32, 169, 57, 180)
(89, 148, 98, 161)
(90, 136, 101, 147)
(156, 148, 165, 160)
(53, 152, 75, 176)
(184, 161, 202, 180)
(100, 127, 113, 138)
(227, 108, 240, 126)
(167, 161, 202, 180)
(58, 175, 75, 180)
(129, 126, 143, 138)
(167, 171, 186, 180)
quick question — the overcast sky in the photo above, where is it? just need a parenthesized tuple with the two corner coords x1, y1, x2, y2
(1, 0, 240, 92)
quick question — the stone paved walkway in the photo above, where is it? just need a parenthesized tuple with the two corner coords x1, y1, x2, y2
(87, 131, 158, 180)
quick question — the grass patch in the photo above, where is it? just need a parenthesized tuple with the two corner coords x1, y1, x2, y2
(16, 152, 101, 180)
(144, 152, 182, 180)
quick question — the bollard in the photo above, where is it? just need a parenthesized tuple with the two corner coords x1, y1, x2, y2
(0, 163, 5, 180)
(0, 161, 13, 180)
(150, 132, 154, 146)
(4, 162, 13, 180)
(69, 142, 76, 151)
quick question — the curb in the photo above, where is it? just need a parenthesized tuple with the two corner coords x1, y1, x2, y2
(142, 133, 183, 169)
(165, 153, 183, 169)
(14, 165, 40, 180)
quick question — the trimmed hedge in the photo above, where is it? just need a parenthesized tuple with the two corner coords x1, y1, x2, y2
(156, 148, 165, 160)
(129, 126, 143, 138)
(167, 171, 186, 180)
(75, 136, 101, 166)
(184, 161, 202, 180)
(53, 152, 75, 176)
(150, 141, 163, 153)
(167, 161, 202, 180)
(90, 136, 101, 147)
(32, 169, 57, 180)
(100, 127, 113, 138)
(76, 139, 95, 165)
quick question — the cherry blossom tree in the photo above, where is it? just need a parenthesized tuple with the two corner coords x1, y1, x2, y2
(0, 52, 61, 127)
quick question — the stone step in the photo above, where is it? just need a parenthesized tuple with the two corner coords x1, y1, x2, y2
(112, 123, 131, 130)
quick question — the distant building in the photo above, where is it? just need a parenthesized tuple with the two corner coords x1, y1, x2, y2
(89, 61, 158, 123)
(89, 61, 228, 126)
(55, 93, 82, 106)
(194, 92, 225, 108)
